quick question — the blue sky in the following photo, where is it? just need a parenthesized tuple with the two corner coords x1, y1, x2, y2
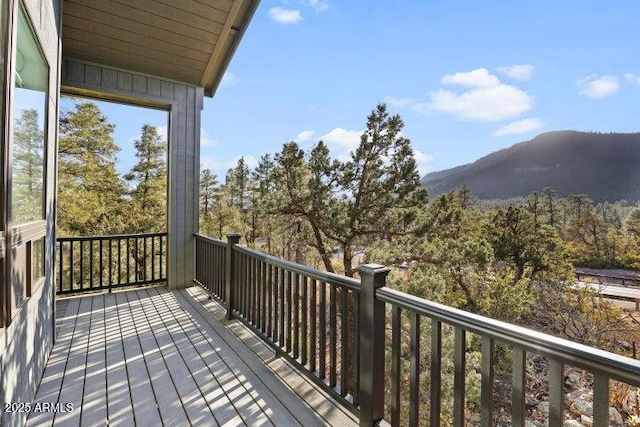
(62, 1, 640, 180)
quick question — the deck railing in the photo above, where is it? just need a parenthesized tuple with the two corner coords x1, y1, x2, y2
(194, 233, 640, 427)
(194, 233, 361, 411)
(57, 232, 167, 295)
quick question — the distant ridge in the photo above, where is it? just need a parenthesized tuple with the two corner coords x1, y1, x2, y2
(422, 131, 640, 203)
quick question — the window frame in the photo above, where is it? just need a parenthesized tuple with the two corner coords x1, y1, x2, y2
(2, 0, 50, 326)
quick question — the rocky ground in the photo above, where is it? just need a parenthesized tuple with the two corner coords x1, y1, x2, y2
(518, 355, 637, 427)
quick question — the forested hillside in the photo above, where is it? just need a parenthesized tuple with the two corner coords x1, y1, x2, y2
(423, 131, 640, 202)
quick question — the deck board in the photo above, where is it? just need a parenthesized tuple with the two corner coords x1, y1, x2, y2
(80, 295, 108, 427)
(115, 291, 164, 427)
(28, 286, 358, 427)
(104, 293, 135, 427)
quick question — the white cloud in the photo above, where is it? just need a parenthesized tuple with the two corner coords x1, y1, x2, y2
(625, 73, 640, 85)
(492, 117, 543, 137)
(441, 68, 501, 88)
(220, 71, 238, 86)
(496, 64, 535, 81)
(269, 7, 303, 24)
(385, 97, 416, 108)
(317, 128, 362, 161)
(309, 0, 329, 12)
(387, 68, 535, 122)
(200, 128, 217, 148)
(577, 75, 619, 99)
(428, 83, 534, 122)
(295, 130, 315, 142)
(413, 149, 434, 175)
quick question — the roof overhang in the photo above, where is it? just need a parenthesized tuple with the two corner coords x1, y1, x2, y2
(61, 0, 260, 97)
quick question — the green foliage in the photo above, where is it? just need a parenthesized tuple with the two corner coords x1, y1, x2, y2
(58, 102, 168, 237)
(58, 102, 127, 236)
(12, 109, 44, 223)
(124, 124, 167, 233)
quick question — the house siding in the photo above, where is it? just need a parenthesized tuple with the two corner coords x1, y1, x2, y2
(1, 0, 61, 425)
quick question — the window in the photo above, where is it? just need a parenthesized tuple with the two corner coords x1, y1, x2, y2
(4, 5, 49, 321)
(11, 5, 47, 225)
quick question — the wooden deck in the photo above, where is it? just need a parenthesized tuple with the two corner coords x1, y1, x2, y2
(26, 286, 358, 427)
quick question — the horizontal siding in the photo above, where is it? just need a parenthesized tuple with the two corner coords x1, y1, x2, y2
(63, 27, 208, 71)
(193, 0, 235, 14)
(63, 14, 212, 62)
(65, 0, 220, 43)
(151, 0, 232, 24)
(63, 2, 215, 53)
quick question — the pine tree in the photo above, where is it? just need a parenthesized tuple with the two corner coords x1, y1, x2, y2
(12, 109, 44, 223)
(124, 124, 167, 233)
(58, 102, 126, 236)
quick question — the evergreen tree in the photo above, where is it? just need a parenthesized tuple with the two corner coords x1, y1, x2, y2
(124, 124, 167, 232)
(58, 102, 126, 236)
(12, 109, 44, 223)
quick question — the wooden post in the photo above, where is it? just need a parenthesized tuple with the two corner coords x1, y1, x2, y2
(358, 264, 389, 427)
(225, 234, 241, 320)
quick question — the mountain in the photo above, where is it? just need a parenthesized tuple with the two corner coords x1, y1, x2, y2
(422, 131, 640, 203)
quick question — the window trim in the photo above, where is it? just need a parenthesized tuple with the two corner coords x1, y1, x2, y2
(2, 1, 50, 326)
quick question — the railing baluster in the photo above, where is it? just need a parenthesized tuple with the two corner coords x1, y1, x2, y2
(430, 320, 442, 427)
(319, 280, 327, 380)
(78, 240, 84, 290)
(79, 240, 84, 290)
(151, 235, 156, 281)
(293, 273, 300, 360)
(512, 346, 526, 427)
(143, 235, 148, 281)
(126, 237, 130, 284)
(252, 255, 257, 325)
(267, 263, 273, 338)
(593, 371, 609, 427)
(272, 264, 278, 342)
(108, 239, 113, 288)
(261, 260, 267, 333)
(453, 328, 466, 427)
(549, 360, 564, 427)
(329, 282, 337, 388)
(89, 239, 94, 288)
(286, 270, 293, 353)
(340, 288, 348, 396)
(279, 267, 285, 348)
(58, 240, 63, 293)
(353, 295, 359, 406)
(159, 234, 164, 279)
(99, 239, 103, 289)
(243, 253, 249, 317)
(301, 275, 308, 366)
(253, 257, 259, 327)
(409, 312, 420, 427)
(69, 240, 75, 292)
(310, 278, 317, 373)
(391, 305, 401, 427)
(481, 336, 495, 427)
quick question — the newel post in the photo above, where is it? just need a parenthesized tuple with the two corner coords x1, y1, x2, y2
(225, 234, 241, 320)
(358, 264, 390, 427)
